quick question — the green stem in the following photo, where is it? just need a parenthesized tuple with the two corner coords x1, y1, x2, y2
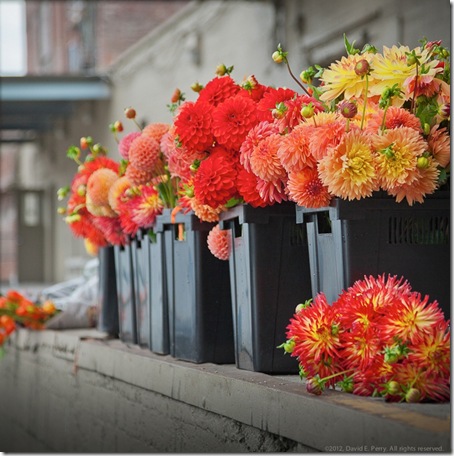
(360, 74, 369, 130)
(285, 58, 311, 96)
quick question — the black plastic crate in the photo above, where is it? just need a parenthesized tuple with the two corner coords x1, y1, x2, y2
(131, 230, 151, 348)
(219, 202, 312, 374)
(296, 192, 450, 318)
(114, 242, 138, 344)
(148, 229, 170, 355)
(155, 210, 235, 364)
(97, 246, 119, 337)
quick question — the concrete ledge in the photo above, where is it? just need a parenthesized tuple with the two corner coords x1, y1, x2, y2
(1, 329, 451, 453)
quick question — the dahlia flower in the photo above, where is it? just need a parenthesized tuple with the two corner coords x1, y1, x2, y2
(207, 223, 231, 260)
(287, 168, 331, 208)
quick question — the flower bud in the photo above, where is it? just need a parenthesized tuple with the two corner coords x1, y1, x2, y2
(171, 88, 182, 104)
(114, 121, 124, 132)
(386, 381, 401, 396)
(272, 51, 284, 64)
(80, 137, 89, 149)
(306, 377, 324, 395)
(354, 59, 370, 76)
(301, 103, 315, 119)
(405, 388, 421, 403)
(124, 107, 136, 119)
(77, 185, 86, 197)
(417, 156, 430, 169)
(191, 82, 204, 93)
(215, 64, 228, 76)
(338, 100, 358, 119)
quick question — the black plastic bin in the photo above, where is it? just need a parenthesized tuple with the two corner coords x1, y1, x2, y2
(155, 210, 235, 364)
(296, 192, 450, 318)
(219, 202, 312, 374)
(114, 241, 138, 344)
(97, 245, 119, 337)
(131, 230, 151, 348)
(148, 228, 171, 355)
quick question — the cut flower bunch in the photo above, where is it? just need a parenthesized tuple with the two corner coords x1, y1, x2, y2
(280, 274, 450, 403)
(270, 35, 450, 207)
(0, 290, 57, 356)
(58, 109, 179, 254)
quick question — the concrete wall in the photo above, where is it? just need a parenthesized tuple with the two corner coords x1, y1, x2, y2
(0, 329, 450, 453)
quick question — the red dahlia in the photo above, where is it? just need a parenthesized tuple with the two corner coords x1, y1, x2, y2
(197, 75, 241, 107)
(212, 95, 259, 151)
(193, 146, 239, 208)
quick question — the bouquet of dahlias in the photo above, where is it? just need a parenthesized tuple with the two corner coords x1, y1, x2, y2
(0, 290, 58, 356)
(280, 274, 450, 403)
(58, 109, 179, 251)
(268, 35, 450, 207)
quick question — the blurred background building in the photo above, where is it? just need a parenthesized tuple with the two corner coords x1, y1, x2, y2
(0, 0, 451, 286)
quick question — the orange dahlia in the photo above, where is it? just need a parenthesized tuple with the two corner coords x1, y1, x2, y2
(239, 121, 279, 172)
(307, 112, 347, 160)
(365, 106, 422, 134)
(287, 168, 331, 208)
(249, 133, 287, 182)
(207, 223, 231, 260)
(318, 130, 379, 200)
(174, 100, 214, 153)
(427, 125, 450, 168)
(108, 175, 132, 214)
(128, 134, 162, 172)
(212, 94, 259, 151)
(190, 198, 225, 223)
(86, 168, 119, 207)
(193, 146, 238, 208)
(142, 122, 170, 143)
(277, 122, 316, 173)
(125, 163, 156, 186)
(387, 158, 439, 205)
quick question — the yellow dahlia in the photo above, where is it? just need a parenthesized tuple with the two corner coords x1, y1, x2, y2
(319, 53, 376, 102)
(369, 46, 439, 105)
(373, 127, 426, 191)
(318, 130, 379, 200)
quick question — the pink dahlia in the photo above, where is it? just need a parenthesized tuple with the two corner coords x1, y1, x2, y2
(249, 133, 287, 182)
(118, 131, 141, 160)
(207, 223, 231, 260)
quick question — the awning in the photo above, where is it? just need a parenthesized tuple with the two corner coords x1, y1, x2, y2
(0, 75, 111, 138)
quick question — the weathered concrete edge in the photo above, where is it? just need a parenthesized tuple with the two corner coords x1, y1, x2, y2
(10, 329, 451, 452)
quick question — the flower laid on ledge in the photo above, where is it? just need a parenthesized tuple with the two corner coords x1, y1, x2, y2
(0, 290, 57, 356)
(279, 274, 450, 403)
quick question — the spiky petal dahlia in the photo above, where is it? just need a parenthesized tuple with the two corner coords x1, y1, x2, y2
(174, 100, 214, 153)
(193, 147, 238, 209)
(207, 223, 231, 260)
(212, 94, 259, 151)
(318, 130, 379, 200)
(320, 53, 376, 102)
(365, 106, 422, 134)
(286, 294, 343, 383)
(127, 184, 164, 228)
(427, 125, 450, 168)
(287, 168, 331, 208)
